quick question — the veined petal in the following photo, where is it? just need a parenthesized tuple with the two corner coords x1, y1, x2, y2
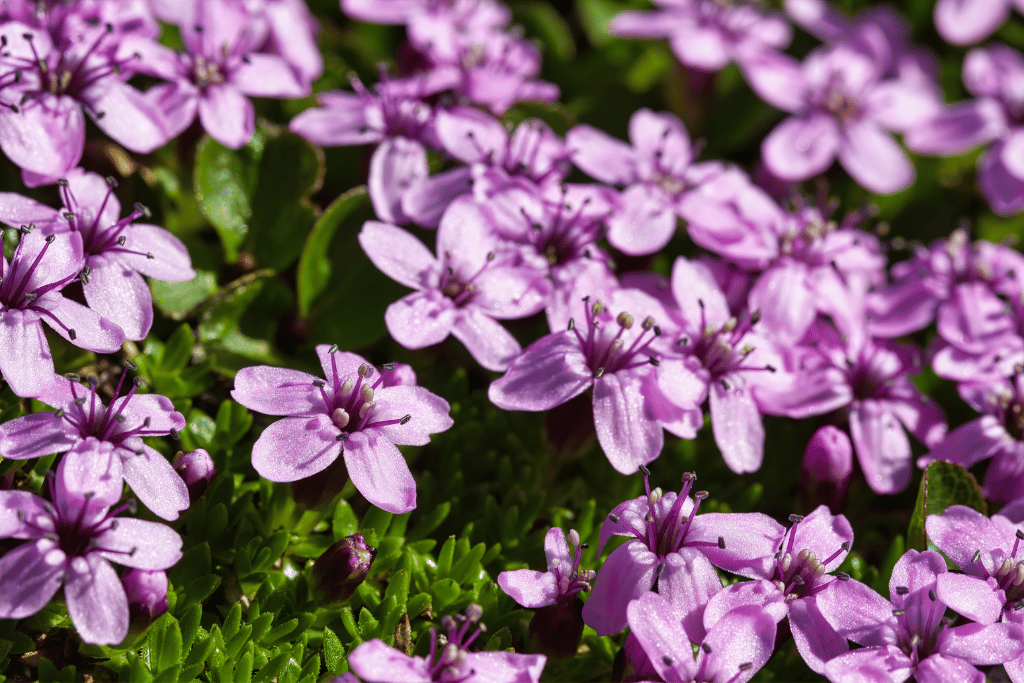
(197, 85, 254, 149)
(451, 309, 522, 372)
(82, 255, 153, 341)
(121, 444, 190, 521)
(593, 371, 663, 475)
(626, 592, 698, 682)
(342, 430, 416, 514)
(0, 411, 79, 460)
(250, 414, 342, 482)
(0, 541, 64, 619)
(850, 399, 912, 494)
(761, 114, 840, 182)
(709, 382, 765, 474)
(497, 569, 558, 608)
(938, 622, 1024, 665)
(581, 541, 658, 635)
(789, 596, 850, 674)
(232, 365, 322, 416)
(95, 517, 183, 570)
(64, 554, 129, 645)
(385, 293, 456, 349)
(0, 310, 55, 398)
(659, 548, 725, 643)
(37, 293, 125, 353)
(369, 385, 453, 446)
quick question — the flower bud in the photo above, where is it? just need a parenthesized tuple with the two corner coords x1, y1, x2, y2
(311, 533, 376, 605)
(123, 569, 169, 623)
(800, 425, 853, 511)
(173, 449, 216, 501)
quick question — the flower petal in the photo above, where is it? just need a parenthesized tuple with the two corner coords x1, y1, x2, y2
(497, 569, 559, 608)
(368, 137, 428, 224)
(659, 547, 725, 643)
(342, 430, 416, 514)
(0, 541, 64, 619)
(385, 293, 457, 350)
(65, 553, 129, 645)
(593, 371, 663, 475)
(0, 310, 55, 398)
(82, 255, 153, 341)
(250, 414, 342, 482)
(121, 444, 190, 521)
(838, 120, 915, 194)
(370, 385, 453, 446)
(95, 517, 183, 570)
(489, 332, 592, 411)
(450, 308, 522, 372)
(359, 221, 436, 290)
(197, 85, 254, 150)
(581, 541, 659, 636)
(231, 365, 321, 416)
(761, 114, 840, 182)
(0, 411, 78, 460)
(709, 381, 765, 474)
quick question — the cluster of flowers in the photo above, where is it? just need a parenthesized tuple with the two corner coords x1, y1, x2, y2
(0, 0, 323, 647)
(337, 470, 1024, 682)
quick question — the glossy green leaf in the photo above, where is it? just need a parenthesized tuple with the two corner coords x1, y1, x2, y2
(194, 137, 254, 261)
(908, 461, 987, 551)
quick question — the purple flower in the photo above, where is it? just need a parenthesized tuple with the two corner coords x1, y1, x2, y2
(762, 321, 946, 494)
(498, 527, 595, 608)
(360, 199, 548, 372)
(498, 527, 594, 658)
(131, 0, 307, 149)
(402, 109, 570, 228)
(0, 370, 189, 520)
(905, 45, 1024, 216)
(816, 549, 1024, 682)
(0, 451, 183, 645)
(581, 470, 784, 637)
(489, 282, 687, 474)
(0, 228, 123, 398)
(348, 604, 546, 683)
(566, 108, 723, 255)
(681, 173, 886, 344)
(0, 20, 171, 184)
(751, 38, 940, 194)
(655, 257, 790, 473)
(609, 0, 792, 74)
(627, 592, 776, 683)
(920, 373, 1024, 504)
(231, 345, 453, 513)
(701, 506, 854, 673)
(0, 169, 195, 340)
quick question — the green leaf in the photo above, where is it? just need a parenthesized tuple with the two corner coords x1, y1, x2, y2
(248, 130, 324, 271)
(322, 627, 344, 673)
(510, 1, 575, 61)
(151, 271, 218, 319)
(908, 461, 987, 551)
(484, 626, 512, 652)
(431, 578, 461, 614)
(158, 620, 183, 674)
(436, 536, 456, 579)
(194, 136, 254, 261)
(296, 186, 370, 317)
(333, 499, 359, 540)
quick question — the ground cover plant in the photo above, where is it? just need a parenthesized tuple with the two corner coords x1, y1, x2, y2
(3, 0, 1024, 681)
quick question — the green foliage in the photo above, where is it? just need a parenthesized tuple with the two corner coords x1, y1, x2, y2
(908, 461, 988, 552)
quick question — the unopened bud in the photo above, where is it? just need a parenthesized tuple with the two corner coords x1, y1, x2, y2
(800, 425, 853, 510)
(172, 448, 216, 501)
(123, 568, 169, 623)
(311, 533, 376, 605)
(529, 595, 585, 659)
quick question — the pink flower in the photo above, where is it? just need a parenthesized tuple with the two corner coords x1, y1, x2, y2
(231, 345, 453, 513)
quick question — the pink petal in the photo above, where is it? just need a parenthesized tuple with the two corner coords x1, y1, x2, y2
(434, 106, 508, 166)
(359, 221, 436, 290)
(288, 91, 381, 147)
(250, 414, 342, 482)
(400, 167, 473, 228)
(232, 54, 306, 99)
(544, 527, 572, 568)
(349, 639, 431, 682)
(935, 573, 1003, 624)
(565, 124, 637, 185)
(0, 310, 54, 398)
(198, 85, 254, 150)
(687, 512, 785, 579)
(789, 596, 850, 674)
(40, 292, 126, 352)
(925, 504, 1004, 575)
(740, 49, 809, 113)
(938, 622, 1024, 665)
(84, 81, 171, 154)
(701, 605, 778, 683)
(979, 141, 1024, 216)
(231, 365, 321, 416)
(95, 518, 183, 570)
(761, 114, 840, 182)
(370, 385, 453, 447)
(658, 548, 726, 643)
(0, 411, 79, 460)
(122, 444, 191, 521)
(905, 99, 1006, 155)
(626, 592, 698, 682)
(671, 257, 731, 330)
(488, 331, 593, 411)
(593, 371, 663, 475)
(82, 255, 152, 341)
(119, 223, 195, 282)
(629, 109, 693, 178)
(816, 577, 894, 647)
(710, 382, 765, 474)
(823, 646, 912, 682)
(450, 308, 522, 372)
(934, 0, 1010, 45)
(606, 184, 677, 256)
(838, 120, 915, 194)
(368, 137, 428, 224)
(581, 541, 659, 635)
(0, 541, 64, 619)
(850, 399, 912, 494)
(748, 261, 814, 343)
(0, 95, 83, 178)
(385, 292, 456, 349)
(64, 554, 129, 645)
(497, 569, 558, 608)
(342, 430, 416, 513)
(436, 199, 497, 271)
(915, 654, 985, 683)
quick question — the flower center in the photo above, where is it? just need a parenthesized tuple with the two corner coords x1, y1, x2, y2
(438, 251, 493, 307)
(773, 514, 849, 601)
(568, 297, 661, 378)
(676, 304, 771, 383)
(57, 177, 153, 260)
(315, 347, 411, 439)
(823, 75, 861, 122)
(427, 605, 487, 682)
